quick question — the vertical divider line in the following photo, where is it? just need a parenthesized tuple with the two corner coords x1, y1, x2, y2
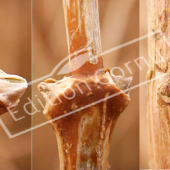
(31, 0, 33, 169)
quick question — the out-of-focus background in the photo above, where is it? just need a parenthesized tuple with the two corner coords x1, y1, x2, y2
(0, 0, 149, 169)
(0, 0, 31, 170)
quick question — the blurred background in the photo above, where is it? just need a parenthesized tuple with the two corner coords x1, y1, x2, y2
(0, 0, 31, 170)
(0, 0, 149, 169)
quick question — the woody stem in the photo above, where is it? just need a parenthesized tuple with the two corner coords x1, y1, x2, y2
(63, 0, 104, 78)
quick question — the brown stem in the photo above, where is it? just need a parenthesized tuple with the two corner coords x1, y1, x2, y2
(38, 76, 130, 170)
(63, 0, 104, 78)
(147, 0, 170, 168)
(38, 1, 131, 170)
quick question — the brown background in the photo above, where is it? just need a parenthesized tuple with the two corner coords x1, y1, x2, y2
(0, 0, 31, 170)
(0, 0, 149, 169)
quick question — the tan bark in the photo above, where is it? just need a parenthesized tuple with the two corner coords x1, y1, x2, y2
(147, 0, 170, 168)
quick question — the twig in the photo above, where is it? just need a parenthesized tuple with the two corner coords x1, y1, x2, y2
(63, 0, 104, 78)
(147, 0, 170, 168)
(38, 1, 131, 169)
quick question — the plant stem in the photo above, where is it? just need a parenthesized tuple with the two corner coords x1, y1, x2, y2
(147, 0, 170, 168)
(63, 0, 104, 78)
(38, 1, 131, 169)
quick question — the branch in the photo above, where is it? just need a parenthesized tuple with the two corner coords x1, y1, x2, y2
(38, 0, 131, 169)
(147, 0, 170, 168)
(63, 0, 104, 78)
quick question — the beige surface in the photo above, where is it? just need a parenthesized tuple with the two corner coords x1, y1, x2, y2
(0, 0, 31, 170)
(0, 0, 149, 169)
(140, 0, 149, 169)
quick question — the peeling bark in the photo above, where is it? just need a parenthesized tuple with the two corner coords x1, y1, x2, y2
(38, 0, 131, 169)
(38, 73, 130, 170)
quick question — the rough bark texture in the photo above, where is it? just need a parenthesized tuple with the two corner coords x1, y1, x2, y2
(38, 73, 130, 170)
(147, 0, 170, 168)
(38, 0, 131, 169)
